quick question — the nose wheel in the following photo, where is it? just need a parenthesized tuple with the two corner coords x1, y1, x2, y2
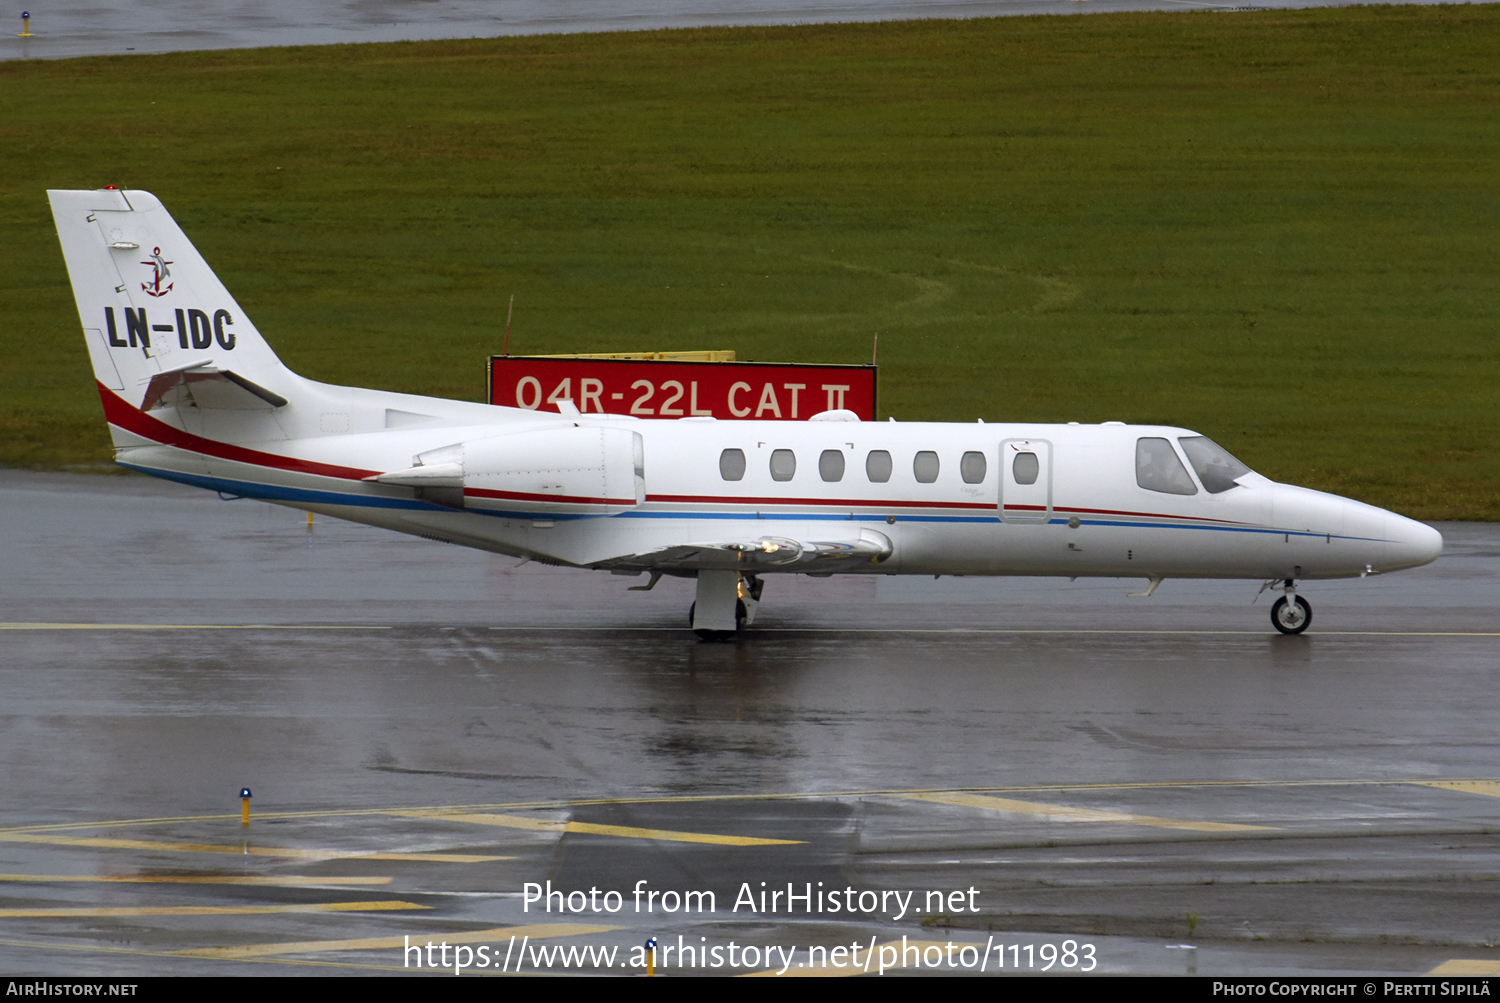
(1271, 594, 1312, 634)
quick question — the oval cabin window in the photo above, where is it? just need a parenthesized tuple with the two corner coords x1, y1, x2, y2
(819, 449, 845, 482)
(960, 451, 987, 484)
(1012, 452, 1039, 485)
(719, 448, 746, 481)
(769, 449, 797, 482)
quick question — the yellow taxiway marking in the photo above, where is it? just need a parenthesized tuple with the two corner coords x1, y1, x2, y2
(177, 922, 618, 960)
(893, 792, 1273, 832)
(1413, 781, 1500, 799)
(0, 873, 390, 887)
(0, 623, 387, 630)
(0, 900, 424, 919)
(0, 833, 505, 863)
(1429, 960, 1500, 975)
(394, 811, 803, 846)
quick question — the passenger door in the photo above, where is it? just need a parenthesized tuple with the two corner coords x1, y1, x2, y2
(999, 438, 1052, 523)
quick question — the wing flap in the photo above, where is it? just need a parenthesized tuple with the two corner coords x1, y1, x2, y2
(601, 528, 892, 572)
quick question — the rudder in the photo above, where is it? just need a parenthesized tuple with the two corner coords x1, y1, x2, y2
(49, 188, 289, 413)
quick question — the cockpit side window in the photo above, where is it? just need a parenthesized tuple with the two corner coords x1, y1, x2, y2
(1178, 436, 1252, 494)
(1135, 437, 1197, 495)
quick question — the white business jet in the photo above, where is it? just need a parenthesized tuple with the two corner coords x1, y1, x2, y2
(49, 189, 1443, 638)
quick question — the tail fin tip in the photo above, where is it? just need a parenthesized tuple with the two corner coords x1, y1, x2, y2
(48, 188, 288, 412)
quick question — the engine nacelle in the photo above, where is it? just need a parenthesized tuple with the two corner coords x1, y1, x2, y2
(376, 425, 645, 513)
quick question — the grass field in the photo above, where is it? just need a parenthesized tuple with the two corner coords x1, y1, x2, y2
(2, 6, 1496, 518)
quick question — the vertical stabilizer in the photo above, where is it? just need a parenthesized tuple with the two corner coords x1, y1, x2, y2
(48, 189, 289, 412)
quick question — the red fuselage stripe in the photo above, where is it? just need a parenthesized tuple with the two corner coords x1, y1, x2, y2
(98, 382, 379, 480)
(100, 383, 1243, 525)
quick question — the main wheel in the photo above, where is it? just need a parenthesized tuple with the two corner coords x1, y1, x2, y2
(688, 600, 747, 641)
(1271, 595, 1312, 635)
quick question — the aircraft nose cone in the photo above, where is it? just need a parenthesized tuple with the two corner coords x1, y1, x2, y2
(1386, 515, 1443, 571)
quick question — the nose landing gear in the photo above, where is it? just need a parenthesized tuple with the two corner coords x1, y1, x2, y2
(1271, 579, 1312, 634)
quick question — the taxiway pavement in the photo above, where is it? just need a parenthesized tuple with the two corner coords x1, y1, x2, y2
(2, 0, 1482, 62)
(1, 470, 1496, 976)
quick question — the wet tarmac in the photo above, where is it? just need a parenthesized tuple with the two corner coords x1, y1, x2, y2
(1, 469, 1498, 976)
(2, 0, 1480, 62)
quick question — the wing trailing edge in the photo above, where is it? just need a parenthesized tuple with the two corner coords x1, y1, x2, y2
(599, 527, 893, 572)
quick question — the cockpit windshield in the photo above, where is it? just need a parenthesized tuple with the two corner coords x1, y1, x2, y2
(1178, 436, 1252, 493)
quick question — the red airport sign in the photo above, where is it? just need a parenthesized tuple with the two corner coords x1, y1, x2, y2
(488, 357, 877, 421)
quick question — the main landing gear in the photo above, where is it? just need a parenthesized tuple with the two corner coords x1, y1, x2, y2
(689, 570, 763, 641)
(1271, 579, 1312, 635)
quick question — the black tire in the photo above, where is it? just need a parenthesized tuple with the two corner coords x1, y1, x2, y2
(1271, 595, 1312, 635)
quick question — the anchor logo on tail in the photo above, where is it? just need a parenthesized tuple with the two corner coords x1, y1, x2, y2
(140, 246, 173, 297)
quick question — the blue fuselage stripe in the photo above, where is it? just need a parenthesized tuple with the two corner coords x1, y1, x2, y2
(119, 463, 1387, 542)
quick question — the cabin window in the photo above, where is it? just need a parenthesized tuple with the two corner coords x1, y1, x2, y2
(961, 451, 987, 484)
(719, 448, 746, 481)
(1012, 452, 1039, 485)
(819, 449, 845, 482)
(866, 450, 892, 483)
(769, 449, 797, 482)
(1136, 437, 1197, 495)
(1179, 436, 1251, 494)
(913, 451, 940, 483)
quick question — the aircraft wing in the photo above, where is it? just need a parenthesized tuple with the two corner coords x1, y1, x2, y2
(597, 527, 892, 573)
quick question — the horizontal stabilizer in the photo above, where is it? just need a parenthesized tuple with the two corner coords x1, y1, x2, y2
(140, 365, 287, 412)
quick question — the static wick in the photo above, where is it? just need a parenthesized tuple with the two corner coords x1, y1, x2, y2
(240, 787, 252, 828)
(17, 11, 32, 37)
(504, 294, 514, 356)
